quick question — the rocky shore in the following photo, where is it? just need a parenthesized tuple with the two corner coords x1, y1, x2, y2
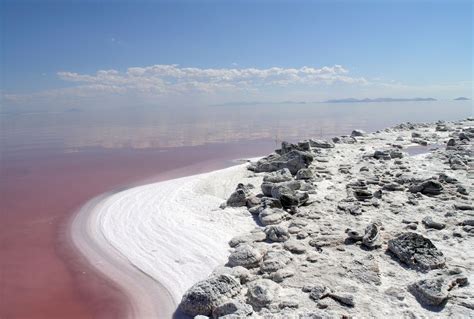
(179, 119, 473, 318)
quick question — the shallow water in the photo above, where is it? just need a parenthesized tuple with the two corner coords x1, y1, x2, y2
(0, 100, 471, 318)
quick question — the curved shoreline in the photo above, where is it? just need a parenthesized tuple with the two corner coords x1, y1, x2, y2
(70, 192, 177, 318)
(69, 159, 262, 318)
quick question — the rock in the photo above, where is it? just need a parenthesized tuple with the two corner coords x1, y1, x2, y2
(446, 138, 456, 148)
(328, 292, 355, 307)
(309, 139, 335, 149)
(309, 284, 330, 301)
(387, 232, 445, 271)
(271, 268, 294, 283)
(228, 230, 266, 247)
(383, 183, 404, 191)
(246, 279, 280, 308)
(409, 275, 468, 307)
(212, 301, 253, 318)
(409, 180, 443, 196)
(454, 203, 474, 210)
(412, 138, 428, 146)
(259, 208, 287, 226)
(283, 239, 307, 254)
(422, 216, 446, 230)
(252, 150, 314, 174)
(353, 189, 373, 201)
(351, 129, 366, 137)
(227, 244, 263, 268)
(296, 168, 313, 180)
(263, 168, 293, 183)
(180, 274, 242, 316)
(373, 150, 391, 160)
(260, 250, 293, 273)
(265, 225, 290, 242)
(226, 184, 252, 207)
(362, 222, 382, 248)
(390, 149, 405, 159)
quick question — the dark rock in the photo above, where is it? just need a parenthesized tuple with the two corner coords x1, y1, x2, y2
(309, 284, 330, 302)
(296, 168, 313, 180)
(226, 184, 253, 207)
(309, 139, 335, 149)
(387, 232, 445, 271)
(422, 216, 446, 230)
(362, 222, 382, 248)
(409, 180, 443, 196)
(351, 129, 366, 137)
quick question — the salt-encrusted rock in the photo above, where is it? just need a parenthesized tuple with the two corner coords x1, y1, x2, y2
(309, 139, 335, 149)
(259, 208, 287, 226)
(409, 275, 468, 307)
(180, 274, 242, 316)
(390, 149, 405, 159)
(263, 168, 293, 183)
(227, 244, 263, 269)
(226, 183, 252, 207)
(351, 129, 366, 137)
(387, 232, 445, 271)
(271, 268, 295, 283)
(265, 225, 290, 242)
(246, 279, 280, 308)
(228, 230, 266, 247)
(309, 284, 330, 302)
(383, 182, 404, 191)
(260, 250, 293, 273)
(251, 150, 313, 175)
(212, 300, 253, 318)
(296, 168, 313, 180)
(409, 180, 444, 196)
(362, 222, 382, 248)
(283, 239, 307, 254)
(353, 189, 373, 201)
(422, 216, 446, 230)
(328, 292, 355, 307)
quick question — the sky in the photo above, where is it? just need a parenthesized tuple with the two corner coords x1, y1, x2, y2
(1, 0, 472, 108)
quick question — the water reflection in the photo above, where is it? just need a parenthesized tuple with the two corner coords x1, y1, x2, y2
(2, 101, 471, 154)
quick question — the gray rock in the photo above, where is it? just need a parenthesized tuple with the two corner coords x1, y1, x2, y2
(265, 225, 290, 242)
(263, 168, 293, 183)
(351, 129, 366, 137)
(227, 244, 263, 268)
(309, 284, 330, 302)
(226, 184, 253, 207)
(283, 239, 307, 254)
(212, 300, 253, 318)
(180, 274, 242, 316)
(409, 180, 444, 196)
(387, 232, 445, 271)
(409, 275, 468, 306)
(309, 139, 335, 149)
(328, 292, 355, 307)
(296, 168, 313, 180)
(362, 222, 382, 248)
(252, 150, 314, 175)
(373, 150, 391, 160)
(260, 250, 293, 273)
(422, 216, 446, 230)
(246, 279, 280, 308)
(259, 208, 287, 226)
(271, 268, 295, 283)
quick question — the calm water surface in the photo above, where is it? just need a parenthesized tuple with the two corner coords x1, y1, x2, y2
(0, 101, 472, 318)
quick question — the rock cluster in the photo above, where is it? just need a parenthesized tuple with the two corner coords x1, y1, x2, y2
(180, 118, 473, 318)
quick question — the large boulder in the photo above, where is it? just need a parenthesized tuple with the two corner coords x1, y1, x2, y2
(227, 244, 263, 269)
(212, 300, 253, 318)
(387, 232, 445, 271)
(251, 150, 313, 175)
(246, 279, 280, 309)
(263, 168, 293, 183)
(258, 208, 287, 226)
(180, 274, 242, 316)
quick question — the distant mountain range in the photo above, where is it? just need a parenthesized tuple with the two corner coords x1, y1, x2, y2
(324, 97, 437, 103)
(454, 97, 470, 101)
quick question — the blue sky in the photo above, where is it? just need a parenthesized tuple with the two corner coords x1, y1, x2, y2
(1, 0, 472, 107)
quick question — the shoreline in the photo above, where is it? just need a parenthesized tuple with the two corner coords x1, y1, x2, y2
(68, 157, 264, 318)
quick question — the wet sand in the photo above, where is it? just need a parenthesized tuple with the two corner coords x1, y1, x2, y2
(0, 140, 274, 319)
